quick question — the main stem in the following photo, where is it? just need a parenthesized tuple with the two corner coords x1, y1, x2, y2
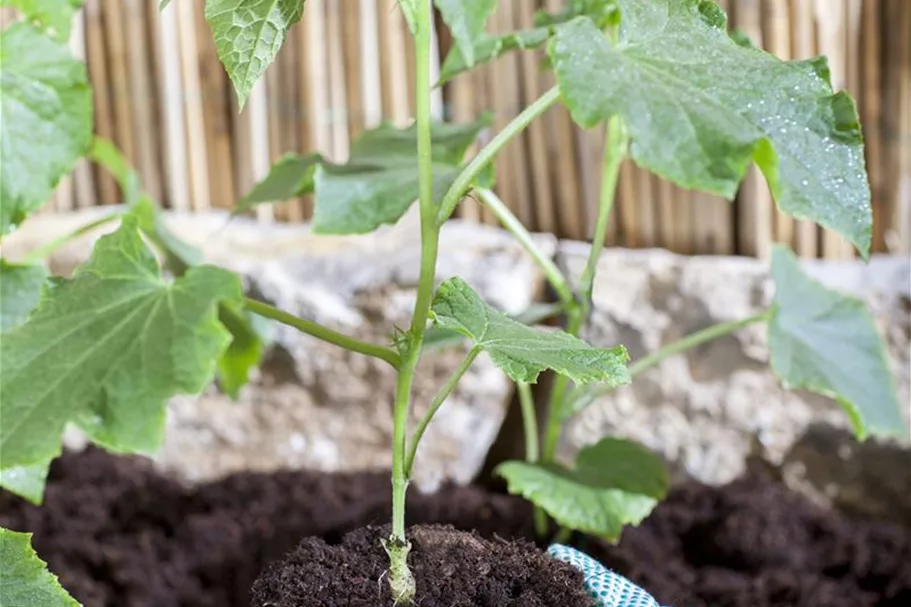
(387, 1, 437, 602)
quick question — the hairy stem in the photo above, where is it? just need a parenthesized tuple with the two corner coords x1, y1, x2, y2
(244, 298, 400, 367)
(475, 188, 574, 307)
(23, 211, 122, 263)
(404, 347, 480, 477)
(388, 1, 437, 601)
(579, 115, 629, 302)
(437, 86, 561, 224)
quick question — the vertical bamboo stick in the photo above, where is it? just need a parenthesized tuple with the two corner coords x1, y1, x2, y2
(279, 26, 303, 221)
(154, 0, 191, 211)
(341, 0, 365, 139)
(815, 0, 854, 258)
(360, 0, 384, 129)
(175, 0, 210, 211)
(326, 0, 350, 160)
(379, 0, 410, 126)
(894, 0, 910, 253)
(101, 0, 136, 166)
(194, 2, 236, 210)
(861, 0, 884, 252)
(517, 0, 556, 234)
(299, 3, 330, 219)
(764, 0, 794, 249)
(246, 77, 273, 223)
(66, 10, 94, 209)
(617, 160, 638, 247)
(791, 0, 819, 257)
(84, 1, 118, 204)
(733, 0, 773, 259)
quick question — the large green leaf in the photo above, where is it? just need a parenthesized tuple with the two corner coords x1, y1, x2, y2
(235, 152, 322, 213)
(0, 22, 93, 236)
(312, 117, 491, 234)
(434, 0, 498, 68)
(768, 246, 906, 440)
(0, 215, 242, 487)
(549, 1, 872, 256)
(0, 0, 86, 40)
(0, 260, 47, 331)
(0, 528, 79, 607)
(205, 0, 305, 108)
(496, 437, 667, 539)
(90, 140, 267, 396)
(430, 277, 630, 384)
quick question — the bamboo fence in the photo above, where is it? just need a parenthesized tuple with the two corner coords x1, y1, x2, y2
(5, 0, 909, 257)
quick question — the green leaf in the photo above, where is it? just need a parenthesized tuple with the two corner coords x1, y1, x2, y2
(430, 277, 630, 384)
(396, 0, 417, 33)
(0, 260, 47, 331)
(422, 301, 562, 352)
(312, 116, 491, 234)
(90, 143, 267, 398)
(0, 216, 242, 485)
(0, 22, 93, 236)
(434, 0, 498, 68)
(0, 461, 49, 504)
(0, 528, 79, 607)
(236, 152, 322, 214)
(0, 0, 86, 40)
(216, 301, 268, 398)
(549, 1, 873, 257)
(768, 245, 907, 440)
(205, 0, 305, 108)
(496, 437, 667, 539)
(439, 28, 550, 84)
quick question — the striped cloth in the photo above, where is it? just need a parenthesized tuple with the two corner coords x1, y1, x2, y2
(547, 544, 665, 607)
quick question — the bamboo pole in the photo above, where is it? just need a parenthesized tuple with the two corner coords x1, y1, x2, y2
(83, 1, 118, 204)
(101, 0, 136, 165)
(155, 0, 191, 211)
(815, 0, 854, 258)
(791, 0, 819, 257)
(326, 0, 350, 160)
(194, 1, 236, 210)
(360, 0, 384, 129)
(733, 0, 773, 259)
(176, 0, 210, 211)
(861, 0, 884, 252)
(764, 0, 794, 249)
(379, 0, 410, 126)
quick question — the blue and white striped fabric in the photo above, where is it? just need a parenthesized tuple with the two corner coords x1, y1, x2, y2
(547, 544, 664, 607)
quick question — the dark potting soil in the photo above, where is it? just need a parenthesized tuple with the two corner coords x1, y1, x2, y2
(250, 524, 591, 607)
(1, 448, 908, 607)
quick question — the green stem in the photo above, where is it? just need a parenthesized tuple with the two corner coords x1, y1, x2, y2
(244, 298, 400, 368)
(517, 381, 539, 463)
(22, 211, 122, 263)
(404, 347, 480, 477)
(628, 311, 770, 377)
(541, 307, 585, 462)
(437, 86, 561, 224)
(388, 2, 437, 601)
(541, 116, 628, 463)
(574, 311, 771, 411)
(474, 188, 574, 307)
(578, 115, 628, 302)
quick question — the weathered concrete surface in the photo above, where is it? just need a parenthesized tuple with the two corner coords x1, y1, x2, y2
(556, 243, 910, 485)
(3, 207, 555, 491)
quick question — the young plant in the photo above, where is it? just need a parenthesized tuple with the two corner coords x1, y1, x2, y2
(0, 1, 906, 606)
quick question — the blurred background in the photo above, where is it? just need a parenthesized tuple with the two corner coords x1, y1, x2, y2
(2, 0, 908, 258)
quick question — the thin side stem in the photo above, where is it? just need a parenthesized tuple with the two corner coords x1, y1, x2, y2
(437, 86, 561, 224)
(574, 311, 771, 410)
(244, 298, 400, 368)
(578, 115, 628, 302)
(22, 211, 123, 263)
(628, 311, 770, 377)
(474, 188, 574, 307)
(404, 347, 480, 477)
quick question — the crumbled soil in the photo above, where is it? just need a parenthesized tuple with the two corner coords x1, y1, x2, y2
(250, 524, 590, 607)
(1, 448, 908, 607)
